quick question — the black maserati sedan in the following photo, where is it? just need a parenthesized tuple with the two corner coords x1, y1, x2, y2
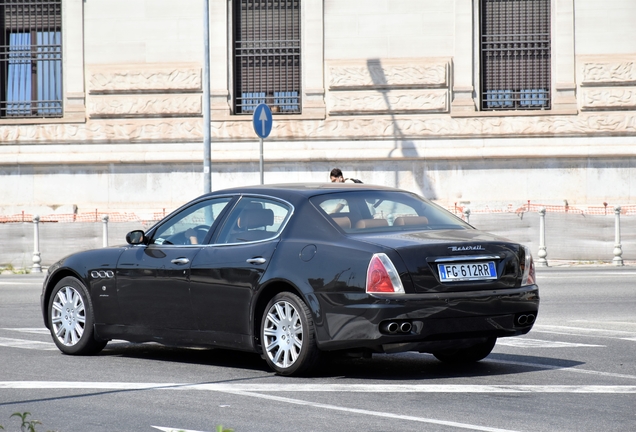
(41, 183, 538, 376)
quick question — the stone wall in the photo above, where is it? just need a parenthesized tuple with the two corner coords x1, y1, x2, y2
(1, 1, 636, 215)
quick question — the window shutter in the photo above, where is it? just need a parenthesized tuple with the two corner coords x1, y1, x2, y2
(480, 0, 551, 111)
(0, 0, 62, 118)
(233, 0, 301, 114)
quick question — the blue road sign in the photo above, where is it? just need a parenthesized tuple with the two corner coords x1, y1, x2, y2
(252, 103, 273, 139)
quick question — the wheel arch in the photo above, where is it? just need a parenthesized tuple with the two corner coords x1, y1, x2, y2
(252, 279, 317, 351)
(42, 268, 86, 329)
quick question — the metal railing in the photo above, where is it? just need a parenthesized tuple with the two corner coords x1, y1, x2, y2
(1, 203, 634, 272)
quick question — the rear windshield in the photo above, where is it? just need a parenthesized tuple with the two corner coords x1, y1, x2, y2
(310, 191, 469, 233)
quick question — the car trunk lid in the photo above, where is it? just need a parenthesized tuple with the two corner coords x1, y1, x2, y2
(353, 228, 523, 293)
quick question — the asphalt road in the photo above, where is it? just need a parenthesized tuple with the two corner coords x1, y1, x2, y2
(0, 266, 634, 432)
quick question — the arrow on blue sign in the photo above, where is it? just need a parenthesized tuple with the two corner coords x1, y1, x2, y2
(252, 103, 273, 139)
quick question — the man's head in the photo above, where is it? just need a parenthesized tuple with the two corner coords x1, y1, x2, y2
(330, 168, 345, 183)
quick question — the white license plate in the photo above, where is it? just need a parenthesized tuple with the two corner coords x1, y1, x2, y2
(438, 261, 497, 282)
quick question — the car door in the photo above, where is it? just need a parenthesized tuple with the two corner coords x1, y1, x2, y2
(116, 197, 233, 331)
(189, 196, 293, 348)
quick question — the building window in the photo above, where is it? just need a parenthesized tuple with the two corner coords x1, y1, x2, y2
(480, 0, 550, 111)
(233, 0, 301, 115)
(0, 0, 62, 118)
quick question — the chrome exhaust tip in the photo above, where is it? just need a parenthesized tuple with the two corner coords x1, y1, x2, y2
(399, 322, 412, 333)
(516, 314, 536, 326)
(381, 322, 399, 334)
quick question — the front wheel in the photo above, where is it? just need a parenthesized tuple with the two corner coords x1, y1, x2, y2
(432, 337, 496, 364)
(260, 292, 321, 376)
(48, 276, 107, 355)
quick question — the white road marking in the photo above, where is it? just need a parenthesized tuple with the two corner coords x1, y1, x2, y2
(537, 271, 636, 278)
(488, 359, 636, 380)
(218, 389, 522, 432)
(0, 281, 43, 285)
(0, 337, 57, 350)
(152, 427, 207, 432)
(4, 335, 631, 381)
(1, 381, 636, 393)
(569, 320, 636, 328)
(532, 325, 636, 340)
(1, 328, 50, 335)
(3, 381, 635, 432)
(496, 338, 604, 348)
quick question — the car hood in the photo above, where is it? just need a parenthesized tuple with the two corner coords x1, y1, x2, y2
(352, 228, 524, 293)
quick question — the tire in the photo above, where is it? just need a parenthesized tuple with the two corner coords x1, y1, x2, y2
(260, 292, 321, 376)
(432, 337, 497, 364)
(48, 276, 107, 355)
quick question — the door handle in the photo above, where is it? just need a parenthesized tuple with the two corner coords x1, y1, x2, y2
(246, 257, 267, 265)
(171, 258, 190, 265)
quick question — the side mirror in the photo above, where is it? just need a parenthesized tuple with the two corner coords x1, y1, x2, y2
(126, 230, 146, 245)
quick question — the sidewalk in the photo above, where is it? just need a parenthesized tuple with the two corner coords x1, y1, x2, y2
(537, 259, 636, 268)
(0, 271, 47, 280)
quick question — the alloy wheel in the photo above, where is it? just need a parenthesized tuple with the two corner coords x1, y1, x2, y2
(263, 300, 303, 368)
(50, 286, 86, 346)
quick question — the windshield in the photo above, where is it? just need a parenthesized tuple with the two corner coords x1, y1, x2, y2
(310, 190, 469, 233)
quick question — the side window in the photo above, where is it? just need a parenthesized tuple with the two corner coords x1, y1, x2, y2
(152, 198, 232, 246)
(216, 197, 291, 244)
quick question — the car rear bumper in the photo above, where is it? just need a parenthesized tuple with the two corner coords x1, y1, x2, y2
(314, 285, 539, 352)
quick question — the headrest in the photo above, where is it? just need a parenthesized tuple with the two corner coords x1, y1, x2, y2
(332, 216, 351, 229)
(240, 208, 274, 229)
(354, 218, 389, 229)
(393, 216, 429, 226)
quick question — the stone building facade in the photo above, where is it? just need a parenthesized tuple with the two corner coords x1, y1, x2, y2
(1, 0, 635, 217)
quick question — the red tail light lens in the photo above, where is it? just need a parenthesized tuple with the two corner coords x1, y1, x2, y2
(366, 253, 405, 294)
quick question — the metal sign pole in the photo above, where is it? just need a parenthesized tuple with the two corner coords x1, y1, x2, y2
(260, 137, 264, 185)
(202, 0, 212, 193)
(252, 103, 273, 185)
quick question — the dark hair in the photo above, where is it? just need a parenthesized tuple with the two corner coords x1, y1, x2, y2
(330, 168, 343, 178)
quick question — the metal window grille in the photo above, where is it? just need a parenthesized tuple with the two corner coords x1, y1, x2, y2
(0, 0, 62, 118)
(233, 0, 301, 115)
(480, 0, 550, 111)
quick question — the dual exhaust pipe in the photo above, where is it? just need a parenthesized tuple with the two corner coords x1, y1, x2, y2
(516, 313, 536, 326)
(381, 314, 535, 334)
(380, 321, 412, 335)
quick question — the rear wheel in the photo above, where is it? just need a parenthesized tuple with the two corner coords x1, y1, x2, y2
(48, 276, 107, 355)
(260, 292, 321, 376)
(432, 337, 496, 364)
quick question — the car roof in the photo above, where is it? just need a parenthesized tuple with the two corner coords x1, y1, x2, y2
(205, 183, 402, 200)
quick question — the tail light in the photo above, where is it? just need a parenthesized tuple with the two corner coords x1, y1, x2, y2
(521, 245, 536, 286)
(366, 253, 405, 294)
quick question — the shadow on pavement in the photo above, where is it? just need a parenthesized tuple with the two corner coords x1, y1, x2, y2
(95, 342, 584, 380)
